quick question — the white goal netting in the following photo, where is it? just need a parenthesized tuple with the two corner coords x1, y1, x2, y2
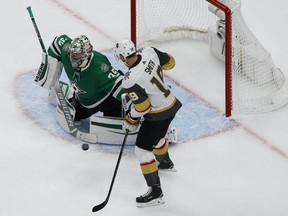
(133, 0, 288, 116)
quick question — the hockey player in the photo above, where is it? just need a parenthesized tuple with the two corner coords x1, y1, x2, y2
(114, 39, 182, 207)
(37, 35, 125, 131)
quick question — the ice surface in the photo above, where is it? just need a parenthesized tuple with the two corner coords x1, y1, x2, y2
(1, 1, 288, 216)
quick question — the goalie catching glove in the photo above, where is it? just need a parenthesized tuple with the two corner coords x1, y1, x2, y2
(123, 112, 141, 132)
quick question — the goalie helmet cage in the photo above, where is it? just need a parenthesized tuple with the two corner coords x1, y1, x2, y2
(130, 0, 288, 117)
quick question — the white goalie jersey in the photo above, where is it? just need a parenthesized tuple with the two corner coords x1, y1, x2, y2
(122, 47, 182, 121)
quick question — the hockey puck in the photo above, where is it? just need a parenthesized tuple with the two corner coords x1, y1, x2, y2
(82, 143, 89, 151)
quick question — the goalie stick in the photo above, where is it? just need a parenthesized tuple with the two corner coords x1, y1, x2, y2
(26, 6, 97, 143)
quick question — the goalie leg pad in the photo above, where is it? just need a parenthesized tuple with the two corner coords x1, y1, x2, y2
(56, 96, 76, 133)
(89, 115, 138, 145)
(48, 87, 57, 106)
(48, 81, 72, 106)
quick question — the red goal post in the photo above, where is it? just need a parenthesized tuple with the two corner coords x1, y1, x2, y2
(130, 0, 288, 117)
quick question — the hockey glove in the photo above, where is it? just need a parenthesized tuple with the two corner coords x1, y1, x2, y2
(123, 112, 140, 132)
(35, 52, 63, 89)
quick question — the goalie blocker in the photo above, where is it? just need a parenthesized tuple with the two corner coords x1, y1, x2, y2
(35, 52, 63, 89)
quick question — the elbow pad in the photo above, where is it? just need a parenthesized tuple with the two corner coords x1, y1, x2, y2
(130, 98, 152, 118)
(161, 54, 175, 70)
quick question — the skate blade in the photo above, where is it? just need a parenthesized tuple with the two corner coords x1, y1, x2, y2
(136, 198, 165, 208)
(159, 167, 177, 172)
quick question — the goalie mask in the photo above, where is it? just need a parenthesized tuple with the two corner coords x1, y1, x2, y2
(114, 39, 136, 65)
(68, 35, 93, 69)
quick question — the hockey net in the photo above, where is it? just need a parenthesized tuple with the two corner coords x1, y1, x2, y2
(131, 0, 288, 117)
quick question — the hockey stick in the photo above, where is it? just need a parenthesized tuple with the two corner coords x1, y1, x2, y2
(92, 129, 129, 212)
(121, 93, 130, 117)
(26, 6, 97, 143)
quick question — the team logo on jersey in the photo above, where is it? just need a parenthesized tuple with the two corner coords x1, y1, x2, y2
(124, 71, 131, 80)
(71, 80, 86, 96)
(100, 63, 109, 73)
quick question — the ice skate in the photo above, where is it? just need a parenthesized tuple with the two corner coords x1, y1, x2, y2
(158, 152, 177, 172)
(136, 183, 165, 208)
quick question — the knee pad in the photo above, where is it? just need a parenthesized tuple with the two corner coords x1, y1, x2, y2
(153, 138, 168, 156)
(154, 138, 166, 149)
(135, 146, 154, 163)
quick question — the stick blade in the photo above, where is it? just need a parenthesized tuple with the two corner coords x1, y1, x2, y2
(75, 131, 98, 143)
(92, 201, 107, 212)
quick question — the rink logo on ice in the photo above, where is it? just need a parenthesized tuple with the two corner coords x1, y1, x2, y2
(16, 72, 236, 146)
